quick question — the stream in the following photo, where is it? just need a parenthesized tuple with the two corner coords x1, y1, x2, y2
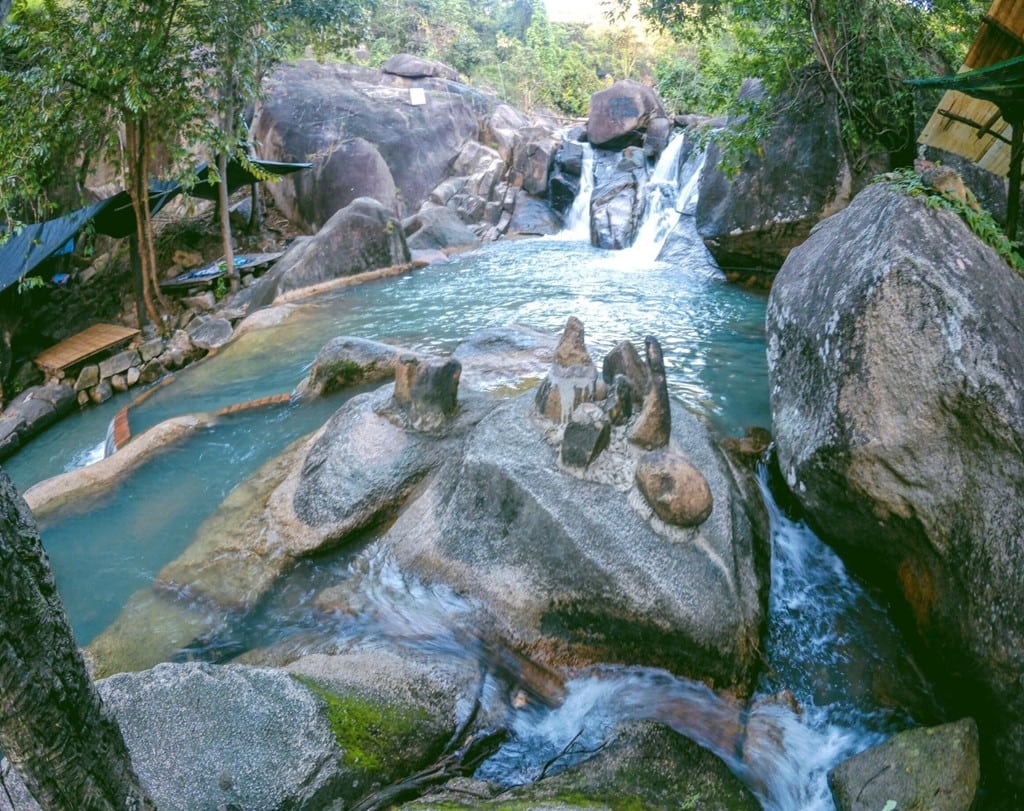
(3, 137, 942, 809)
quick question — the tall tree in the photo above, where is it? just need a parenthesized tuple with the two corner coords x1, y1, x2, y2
(198, 0, 283, 293)
(0, 470, 154, 810)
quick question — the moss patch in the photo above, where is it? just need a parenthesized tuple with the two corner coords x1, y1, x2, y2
(294, 675, 431, 773)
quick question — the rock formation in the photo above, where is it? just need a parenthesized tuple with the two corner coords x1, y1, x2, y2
(766, 180, 1024, 792)
(696, 70, 851, 284)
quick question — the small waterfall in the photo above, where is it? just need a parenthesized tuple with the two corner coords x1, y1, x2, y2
(562, 143, 594, 240)
(102, 417, 118, 459)
(626, 134, 705, 264)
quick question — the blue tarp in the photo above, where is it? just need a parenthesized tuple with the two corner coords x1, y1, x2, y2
(0, 158, 310, 294)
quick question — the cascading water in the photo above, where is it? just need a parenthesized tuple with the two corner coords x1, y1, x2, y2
(562, 142, 594, 240)
(626, 133, 706, 264)
(468, 466, 937, 810)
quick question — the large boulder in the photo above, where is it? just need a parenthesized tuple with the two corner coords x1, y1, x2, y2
(587, 80, 667, 150)
(297, 335, 405, 398)
(252, 61, 493, 230)
(98, 663, 347, 810)
(246, 197, 410, 306)
(766, 181, 1024, 793)
(589, 147, 648, 250)
(87, 655, 483, 811)
(386, 390, 767, 692)
(697, 70, 851, 284)
(403, 206, 479, 251)
(382, 53, 459, 82)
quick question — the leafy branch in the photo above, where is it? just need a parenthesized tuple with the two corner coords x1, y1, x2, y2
(878, 167, 1024, 275)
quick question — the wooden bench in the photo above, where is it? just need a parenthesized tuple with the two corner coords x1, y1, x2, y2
(35, 323, 141, 376)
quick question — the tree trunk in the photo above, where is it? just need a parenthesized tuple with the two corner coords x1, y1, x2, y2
(0, 470, 155, 810)
(124, 118, 162, 328)
(129, 234, 149, 329)
(217, 151, 238, 294)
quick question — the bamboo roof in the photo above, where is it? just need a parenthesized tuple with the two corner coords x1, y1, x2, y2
(915, 0, 1024, 176)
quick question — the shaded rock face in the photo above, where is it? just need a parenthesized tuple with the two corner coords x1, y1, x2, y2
(627, 336, 671, 449)
(252, 61, 492, 230)
(247, 197, 410, 307)
(587, 80, 667, 149)
(589, 147, 647, 250)
(549, 140, 583, 216)
(697, 68, 851, 283)
(766, 182, 1024, 792)
(923, 145, 1008, 225)
(387, 388, 767, 691)
(828, 718, 979, 811)
(507, 190, 563, 236)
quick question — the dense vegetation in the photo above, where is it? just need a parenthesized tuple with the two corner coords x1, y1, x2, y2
(631, 0, 988, 172)
(0, 0, 988, 311)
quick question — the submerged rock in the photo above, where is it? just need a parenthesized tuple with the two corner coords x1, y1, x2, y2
(451, 323, 556, 395)
(767, 181, 1024, 792)
(87, 385, 492, 677)
(828, 718, 979, 811)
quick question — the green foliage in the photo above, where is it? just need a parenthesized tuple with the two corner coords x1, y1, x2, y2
(212, 276, 229, 301)
(879, 167, 1024, 274)
(630, 0, 987, 172)
(16, 274, 44, 294)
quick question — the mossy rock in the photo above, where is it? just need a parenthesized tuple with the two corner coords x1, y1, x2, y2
(296, 676, 435, 777)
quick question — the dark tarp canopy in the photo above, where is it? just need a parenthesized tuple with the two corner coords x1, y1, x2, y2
(0, 202, 106, 295)
(189, 158, 310, 201)
(0, 157, 309, 294)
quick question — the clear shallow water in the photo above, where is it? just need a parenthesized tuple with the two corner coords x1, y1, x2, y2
(1, 145, 936, 808)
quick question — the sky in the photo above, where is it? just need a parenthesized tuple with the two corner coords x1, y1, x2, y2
(544, 0, 619, 25)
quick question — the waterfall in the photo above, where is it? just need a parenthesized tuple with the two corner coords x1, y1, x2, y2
(102, 417, 117, 458)
(626, 134, 706, 264)
(562, 143, 594, 240)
